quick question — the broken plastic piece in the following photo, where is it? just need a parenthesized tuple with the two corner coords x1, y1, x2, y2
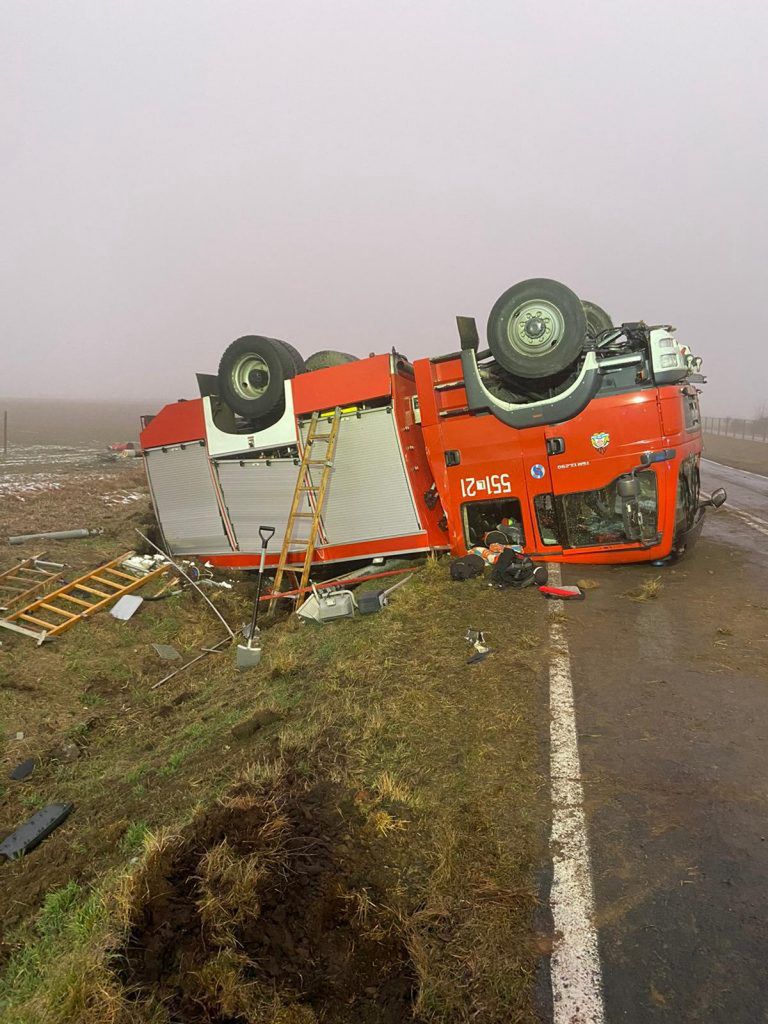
(539, 584, 584, 600)
(152, 643, 182, 661)
(9, 758, 36, 781)
(467, 645, 495, 664)
(110, 595, 143, 620)
(464, 628, 487, 645)
(0, 803, 73, 861)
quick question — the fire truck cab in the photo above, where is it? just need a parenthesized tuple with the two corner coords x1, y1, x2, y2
(140, 278, 725, 571)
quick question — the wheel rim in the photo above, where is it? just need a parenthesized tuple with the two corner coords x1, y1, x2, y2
(230, 354, 271, 400)
(506, 299, 565, 358)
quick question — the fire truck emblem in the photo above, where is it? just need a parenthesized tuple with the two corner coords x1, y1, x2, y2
(590, 431, 610, 452)
(530, 463, 546, 479)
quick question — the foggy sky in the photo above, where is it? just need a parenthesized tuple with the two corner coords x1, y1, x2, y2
(2, 1, 766, 417)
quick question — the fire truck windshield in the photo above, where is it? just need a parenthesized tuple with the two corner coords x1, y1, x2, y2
(535, 471, 659, 548)
(561, 471, 658, 547)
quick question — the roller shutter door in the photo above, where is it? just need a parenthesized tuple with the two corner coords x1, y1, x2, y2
(302, 408, 421, 545)
(215, 459, 304, 551)
(145, 443, 231, 555)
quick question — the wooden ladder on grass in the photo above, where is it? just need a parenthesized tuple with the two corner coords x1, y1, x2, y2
(0, 552, 169, 644)
(0, 555, 63, 612)
(268, 408, 341, 612)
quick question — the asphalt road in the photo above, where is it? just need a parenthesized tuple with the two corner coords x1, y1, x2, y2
(558, 460, 768, 1022)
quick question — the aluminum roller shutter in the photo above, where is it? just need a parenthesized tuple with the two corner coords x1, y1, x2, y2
(145, 444, 231, 555)
(301, 408, 421, 545)
(215, 459, 304, 551)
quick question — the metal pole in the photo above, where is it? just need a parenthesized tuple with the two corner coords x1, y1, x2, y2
(2, 411, 7, 458)
(134, 528, 235, 640)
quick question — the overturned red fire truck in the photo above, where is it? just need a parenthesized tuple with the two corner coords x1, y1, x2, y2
(140, 278, 725, 571)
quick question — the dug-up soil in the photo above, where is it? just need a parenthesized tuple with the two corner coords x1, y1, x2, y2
(118, 769, 417, 1024)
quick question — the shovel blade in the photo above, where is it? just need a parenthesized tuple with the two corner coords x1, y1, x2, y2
(236, 643, 262, 670)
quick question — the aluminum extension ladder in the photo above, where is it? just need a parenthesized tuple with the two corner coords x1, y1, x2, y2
(0, 551, 169, 643)
(268, 408, 341, 612)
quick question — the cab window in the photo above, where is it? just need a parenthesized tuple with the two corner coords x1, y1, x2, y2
(534, 493, 560, 546)
(462, 498, 525, 548)
(560, 471, 658, 547)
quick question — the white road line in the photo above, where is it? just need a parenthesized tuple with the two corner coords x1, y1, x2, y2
(702, 493, 768, 537)
(547, 563, 605, 1024)
(724, 505, 768, 537)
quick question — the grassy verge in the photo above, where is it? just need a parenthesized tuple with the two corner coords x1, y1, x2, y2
(702, 433, 768, 476)
(1, 559, 548, 1023)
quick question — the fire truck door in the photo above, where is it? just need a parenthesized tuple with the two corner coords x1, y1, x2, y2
(517, 429, 564, 555)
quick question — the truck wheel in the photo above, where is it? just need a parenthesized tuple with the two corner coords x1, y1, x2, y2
(305, 350, 359, 371)
(277, 340, 307, 376)
(487, 278, 587, 379)
(582, 300, 613, 338)
(218, 336, 300, 420)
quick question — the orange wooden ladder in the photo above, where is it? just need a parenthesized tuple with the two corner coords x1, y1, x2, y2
(268, 408, 341, 612)
(0, 555, 63, 612)
(0, 552, 169, 644)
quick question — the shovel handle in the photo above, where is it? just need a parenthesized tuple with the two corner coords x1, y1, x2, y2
(258, 526, 275, 575)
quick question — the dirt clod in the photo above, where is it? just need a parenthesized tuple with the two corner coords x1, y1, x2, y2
(118, 772, 417, 1023)
(231, 709, 283, 740)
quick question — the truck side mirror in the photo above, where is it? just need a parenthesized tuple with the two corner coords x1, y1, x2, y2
(701, 487, 726, 509)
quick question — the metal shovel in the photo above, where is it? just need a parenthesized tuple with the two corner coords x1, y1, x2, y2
(236, 525, 275, 670)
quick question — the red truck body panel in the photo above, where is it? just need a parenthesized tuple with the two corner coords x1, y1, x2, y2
(140, 346, 705, 569)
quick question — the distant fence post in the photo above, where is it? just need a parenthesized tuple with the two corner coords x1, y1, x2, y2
(2, 410, 6, 459)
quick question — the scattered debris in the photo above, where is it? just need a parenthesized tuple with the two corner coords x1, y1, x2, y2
(539, 584, 585, 601)
(577, 578, 600, 590)
(464, 627, 495, 664)
(136, 530, 236, 640)
(15, 731, 24, 741)
(450, 554, 486, 580)
(490, 549, 546, 589)
(152, 643, 182, 661)
(8, 527, 103, 546)
(9, 757, 35, 781)
(356, 574, 414, 615)
(626, 577, 664, 602)
(0, 555, 64, 611)
(0, 803, 73, 862)
(151, 636, 232, 689)
(297, 585, 357, 623)
(0, 551, 169, 644)
(110, 594, 144, 621)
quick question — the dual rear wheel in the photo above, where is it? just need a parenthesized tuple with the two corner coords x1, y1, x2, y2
(217, 337, 358, 420)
